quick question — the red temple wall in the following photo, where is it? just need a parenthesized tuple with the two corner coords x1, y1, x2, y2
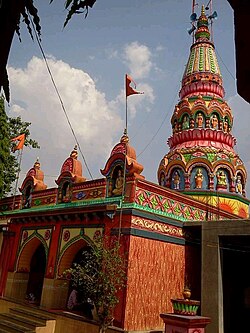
(123, 235, 185, 331)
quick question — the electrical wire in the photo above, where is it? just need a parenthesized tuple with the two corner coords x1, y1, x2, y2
(28, 13, 93, 180)
(216, 49, 236, 82)
(137, 88, 179, 158)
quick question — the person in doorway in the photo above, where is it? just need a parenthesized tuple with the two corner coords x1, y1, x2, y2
(67, 288, 94, 319)
(67, 288, 81, 311)
(82, 298, 94, 320)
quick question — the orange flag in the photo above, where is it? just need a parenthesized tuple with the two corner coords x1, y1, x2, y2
(126, 74, 143, 97)
(11, 133, 25, 151)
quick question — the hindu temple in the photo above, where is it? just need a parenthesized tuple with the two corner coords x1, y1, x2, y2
(158, 5, 248, 218)
(0, 4, 250, 333)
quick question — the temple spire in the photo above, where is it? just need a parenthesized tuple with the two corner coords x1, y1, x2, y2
(157, 2, 247, 204)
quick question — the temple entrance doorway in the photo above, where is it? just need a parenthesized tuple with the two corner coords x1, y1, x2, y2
(67, 245, 94, 318)
(26, 243, 46, 304)
(68, 244, 92, 295)
(220, 236, 250, 333)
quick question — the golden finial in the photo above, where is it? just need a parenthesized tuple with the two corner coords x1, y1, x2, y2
(70, 145, 78, 159)
(120, 128, 129, 144)
(34, 157, 40, 169)
(201, 4, 205, 16)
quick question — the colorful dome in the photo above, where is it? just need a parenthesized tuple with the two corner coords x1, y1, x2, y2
(180, 5, 224, 100)
(158, 6, 247, 198)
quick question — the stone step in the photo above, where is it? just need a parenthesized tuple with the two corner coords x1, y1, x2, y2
(0, 313, 38, 330)
(10, 306, 56, 319)
(9, 307, 55, 326)
(0, 318, 35, 333)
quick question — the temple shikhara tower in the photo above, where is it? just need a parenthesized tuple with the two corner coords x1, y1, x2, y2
(0, 4, 250, 333)
(158, 5, 248, 218)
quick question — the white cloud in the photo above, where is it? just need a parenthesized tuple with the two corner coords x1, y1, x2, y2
(11, 104, 26, 114)
(156, 45, 165, 52)
(106, 49, 118, 59)
(8, 56, 123, 186)
(123, 41, 153, 79)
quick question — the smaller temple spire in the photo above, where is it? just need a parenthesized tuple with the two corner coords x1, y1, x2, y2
(195, 5, 210, 42)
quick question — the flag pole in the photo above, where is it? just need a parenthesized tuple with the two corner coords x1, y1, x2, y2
(192, 0, 196, 43)
(118, 76, 129, 242)
(210, 0, 213, 43)
(125, 96, 128, 134)
(12, 148, 23, 210)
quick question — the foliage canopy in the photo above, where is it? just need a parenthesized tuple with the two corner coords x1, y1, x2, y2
(64, 235, 127, 333)
(0, 96, 39, 198)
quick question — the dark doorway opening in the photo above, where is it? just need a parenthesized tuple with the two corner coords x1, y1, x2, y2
(66, 245, 94, 319)
(220, 236, 250, 333)
(26, 243, 46, 304)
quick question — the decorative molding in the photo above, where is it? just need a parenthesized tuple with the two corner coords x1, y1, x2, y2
(131, 216, 184, 238)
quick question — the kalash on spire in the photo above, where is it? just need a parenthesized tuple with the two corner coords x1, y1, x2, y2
(158, 4, 249, 218)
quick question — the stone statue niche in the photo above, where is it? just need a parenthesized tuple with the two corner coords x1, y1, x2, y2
(160, 173, 165, 187)
(235, 173, 243, 195)
(191, 167, 209, 190)
(215, 169, 229, 191)
(171, 169, 185, 190)
(182, 114, 190, 130)
(223, 116, 230, 133)
(195, 112, 205, 128)
(173, 119, 178, 133)
(60, 181, 71, 203)
(109, 166, 124, 197)
(210, 113, 219, 130)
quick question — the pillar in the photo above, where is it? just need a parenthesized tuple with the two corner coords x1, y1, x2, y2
(160, 313, 211, 333)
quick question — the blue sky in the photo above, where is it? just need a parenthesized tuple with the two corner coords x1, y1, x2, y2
(6, 0, 250, 196)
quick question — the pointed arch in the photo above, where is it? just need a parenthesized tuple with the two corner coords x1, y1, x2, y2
(16, 233, 48, 272)
(186, 159, 213, 174)
(57, 235, 94, 277)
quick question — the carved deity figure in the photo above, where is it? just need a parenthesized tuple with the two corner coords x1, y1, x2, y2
(173, 120, 178, 133)
(112, 169, 124, 196)
(217, 170, 227, 186)
(195, 168, 203, 189)
(182, 116, 189, 130)
(196, 113, 204, 128)
(172, 171, 180, 190)
(211, 114, 218, 129)
(235, 174, 243, 194)
(223, 120, 229, 133)
(160, 174, 165, 186)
